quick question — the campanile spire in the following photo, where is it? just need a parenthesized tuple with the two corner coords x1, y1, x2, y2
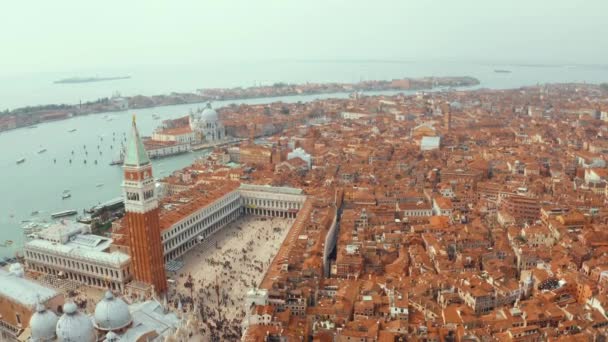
(122, 116, 167, 294)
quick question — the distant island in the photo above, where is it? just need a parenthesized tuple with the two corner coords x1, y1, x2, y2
(53, 76, 131, 84)
(1, 76, 480, 132)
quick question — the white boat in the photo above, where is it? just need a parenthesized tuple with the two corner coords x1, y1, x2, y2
(51, 210, 77, 218)
(62, 193, 71, 199)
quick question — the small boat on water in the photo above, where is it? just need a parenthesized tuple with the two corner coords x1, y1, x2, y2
(78, 216, 93, 224)
(152, 114, 161, 120)
(38, 148, 47, 154)
(68, 129, 77, 133)
(51, 210, 77, 218)
(62, 193, 72, 199)
(494, 69, 512, 73)
(16, 158, 26, 164)
(27, 125, 38, 129)
(110, 146, 125, 166)
(96, 183, 104, 188)
(31, 210, 39, 216)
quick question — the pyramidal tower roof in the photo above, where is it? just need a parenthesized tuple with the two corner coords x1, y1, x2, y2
(124, 115, 151, 167)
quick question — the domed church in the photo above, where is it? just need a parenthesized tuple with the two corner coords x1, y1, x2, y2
(28, 291, 199, 341)
(93, 291, 132, 332)
(29, 302, 59, 342)
(55, 301, 95, 342)
(189, 103, 225, 142)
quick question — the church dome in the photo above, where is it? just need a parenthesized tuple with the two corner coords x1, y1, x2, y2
(94, 291, 132, 331)
(200, 103, 218, 122)
(30, 302, 58, 342)
(56, 301, 95, 342)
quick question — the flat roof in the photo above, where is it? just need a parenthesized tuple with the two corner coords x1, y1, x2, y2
(37, 220, 90, 244)
(122, 300, 180, 341)
(0, 269, 59, 308)
(239, 183, 304, 195)
(66, 234, 113, 252)
(26, 238, 129, 267)
(421, 136, 441, 145)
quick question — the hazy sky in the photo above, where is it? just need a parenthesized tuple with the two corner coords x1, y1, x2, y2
(1, 0, 606, 74)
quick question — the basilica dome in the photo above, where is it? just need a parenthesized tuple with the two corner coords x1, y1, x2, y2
(56, 301, 95, 342)
(94, 291, 132, 331)
(30, 302, 58, 342)
(200, 103, 218, 122)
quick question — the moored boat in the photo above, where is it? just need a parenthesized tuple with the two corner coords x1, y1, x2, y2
(51, 210, 77, 218)
(77, 216, 93, 224)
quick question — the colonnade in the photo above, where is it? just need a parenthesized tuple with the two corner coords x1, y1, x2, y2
(163, 196, 243, 262)
(243, 206, 297, 218)
(26, 259, 126, 292)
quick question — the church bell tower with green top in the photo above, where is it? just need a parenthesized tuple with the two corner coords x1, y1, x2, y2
(122, 116, 167, 294)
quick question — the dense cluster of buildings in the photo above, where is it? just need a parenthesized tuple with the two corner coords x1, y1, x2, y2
(225, 83, 608, 341)
(2, 82, 608, 341)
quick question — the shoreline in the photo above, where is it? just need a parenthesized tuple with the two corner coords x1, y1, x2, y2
(0, 76, 479, 133)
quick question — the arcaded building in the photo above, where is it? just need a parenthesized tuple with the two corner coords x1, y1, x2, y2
(23, 221, 131, 292)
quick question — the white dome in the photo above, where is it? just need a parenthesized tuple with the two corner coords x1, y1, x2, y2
(30, 302, 58, 342)
(56, 302, 95, 342)
(200, 103, 218, 122)
(9, 263, 24, 277)
(94, 291, 132, 331)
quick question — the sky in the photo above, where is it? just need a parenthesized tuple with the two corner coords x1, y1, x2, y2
(0, 0, 607, 74)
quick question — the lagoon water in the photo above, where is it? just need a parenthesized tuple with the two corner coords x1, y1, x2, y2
(1, 60, 608, 257)
(2, 61, 608, 109)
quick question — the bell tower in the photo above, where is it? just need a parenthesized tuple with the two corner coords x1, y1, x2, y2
(123, 116, 167, 294)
